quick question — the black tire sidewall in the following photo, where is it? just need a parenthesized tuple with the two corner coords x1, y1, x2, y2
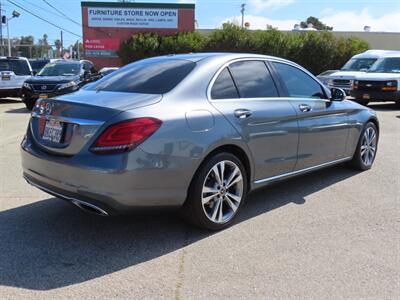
(185, 152, 248, 231)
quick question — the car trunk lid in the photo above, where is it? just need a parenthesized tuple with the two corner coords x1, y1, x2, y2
(30, 90, 162, 156)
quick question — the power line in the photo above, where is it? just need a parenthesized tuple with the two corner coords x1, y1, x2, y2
(6, 0, 82, 37)
(41, 0, 80, 27)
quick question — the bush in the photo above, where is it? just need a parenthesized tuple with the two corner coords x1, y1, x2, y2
(118, 24, 369, 75)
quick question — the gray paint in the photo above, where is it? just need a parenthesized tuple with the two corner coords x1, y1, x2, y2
(21, 53, 378, 214)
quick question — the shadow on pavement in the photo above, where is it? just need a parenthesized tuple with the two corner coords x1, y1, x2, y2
(0, 164, 359, 290)
(368, 102, 399, 111)
(4, 107, 29, 114)
(0, 98, 21, 104)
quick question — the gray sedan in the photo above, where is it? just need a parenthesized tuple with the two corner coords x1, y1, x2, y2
(21, 53, 379, 230)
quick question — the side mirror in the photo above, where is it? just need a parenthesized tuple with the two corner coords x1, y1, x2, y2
(330, 87, 346, 101)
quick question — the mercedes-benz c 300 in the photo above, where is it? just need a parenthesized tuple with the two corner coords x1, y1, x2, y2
(21, 53, 379, 230)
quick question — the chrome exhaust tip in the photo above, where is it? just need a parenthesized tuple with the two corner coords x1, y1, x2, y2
(71, 200, 109, 216)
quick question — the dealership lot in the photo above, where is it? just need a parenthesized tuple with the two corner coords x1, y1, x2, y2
(0, 99, 399, 299)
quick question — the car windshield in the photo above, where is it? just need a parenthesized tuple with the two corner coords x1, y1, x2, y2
(341, 58, 377, 71)
(0, 59, 31, 75)
(368, 57, 400, 73)
(37, 63, 81, 76)
(86, 58, 196, 94)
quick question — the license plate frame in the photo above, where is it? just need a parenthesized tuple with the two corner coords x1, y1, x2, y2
(362, 93, 370, 100)
(1, 76, 10, 81)
(39, 94, 48, 99)
(42, 119, 64, 143)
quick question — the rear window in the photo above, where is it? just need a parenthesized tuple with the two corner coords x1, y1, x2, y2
(0, 59, 31, 75)
(228, 60, 278, 98)
(87, 59, 196, 94)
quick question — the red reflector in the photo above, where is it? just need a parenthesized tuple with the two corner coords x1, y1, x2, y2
(91, 118, 162, 154)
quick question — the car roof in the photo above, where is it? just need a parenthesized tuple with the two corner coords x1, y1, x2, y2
(145, 52, 292, 64)
(0, 56, 29, 61)
(353, 50, 400, 59)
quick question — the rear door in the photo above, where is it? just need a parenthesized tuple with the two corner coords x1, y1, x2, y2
(209, 60, 299, 181)
(271, 61, 350, 170)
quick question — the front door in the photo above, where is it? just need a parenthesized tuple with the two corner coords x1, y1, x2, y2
(271, 61, 350, 170)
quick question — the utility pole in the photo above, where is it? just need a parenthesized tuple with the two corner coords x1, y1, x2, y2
(240, 3, 246, 28)
(60, 31, 63, 58)
(0, 0, 3, 56)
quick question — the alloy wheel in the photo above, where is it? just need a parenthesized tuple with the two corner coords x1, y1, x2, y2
(201, 160, 244, 224)
(361, 126, 377, 166)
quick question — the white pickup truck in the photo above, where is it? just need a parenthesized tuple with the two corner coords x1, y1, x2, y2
(351, 54, 400, 106)
(0, 57, 32, 98)
(317, 50, 396, 95)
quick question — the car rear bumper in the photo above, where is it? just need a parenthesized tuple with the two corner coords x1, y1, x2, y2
(21, 132, 194, 215)
(350, 90, 400, 102)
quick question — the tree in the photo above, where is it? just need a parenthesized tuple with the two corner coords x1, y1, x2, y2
(16, 35, 35, 57)
(300, 16, 333, 31)
(37, 34, 51, 58)
(54, 39, 61, 58)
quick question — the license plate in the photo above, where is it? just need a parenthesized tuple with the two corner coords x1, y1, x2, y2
(42, 119, 63, 143)
(39, 94, 48, 99)
(2, 76, 10, 81)
(363, 94, 370, 100)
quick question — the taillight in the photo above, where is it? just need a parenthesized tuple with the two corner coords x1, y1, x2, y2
(90, 118, 162, 154)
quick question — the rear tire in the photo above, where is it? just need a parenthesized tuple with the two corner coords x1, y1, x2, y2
(349, 122, 378, 171)
(181, 152, 248, 230)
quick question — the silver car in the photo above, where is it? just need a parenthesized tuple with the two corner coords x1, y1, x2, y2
(21, 53, 379, 230)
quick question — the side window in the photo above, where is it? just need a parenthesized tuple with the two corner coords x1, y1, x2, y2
(211, 68, 239, 99)
(228, 60, 278, 98)
(272, 62, 326, 99)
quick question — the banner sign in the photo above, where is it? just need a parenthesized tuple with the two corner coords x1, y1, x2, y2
(87, 7, 178, 29)
(84, 38, 120, 57)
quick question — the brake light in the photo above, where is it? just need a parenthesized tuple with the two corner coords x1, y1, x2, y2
(91, 118, 162, 154)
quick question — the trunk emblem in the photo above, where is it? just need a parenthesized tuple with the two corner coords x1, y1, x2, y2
(41, 85, 47, 90)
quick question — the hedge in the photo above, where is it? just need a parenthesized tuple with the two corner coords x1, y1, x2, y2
(118, 23, 369, 75)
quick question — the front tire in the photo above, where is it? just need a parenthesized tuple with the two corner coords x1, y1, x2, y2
(24, 98, 36, 111)
(181, 152, 248, 230)
(350, 122, 378, 171)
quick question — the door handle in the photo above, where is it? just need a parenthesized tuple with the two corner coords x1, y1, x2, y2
(299, 104, 312, 112)
(234, 109, 252, 119)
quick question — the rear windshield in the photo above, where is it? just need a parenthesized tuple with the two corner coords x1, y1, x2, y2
(38, 63, 81, 76)
(0, 59, 31, 75)
(87, 59, 196, 94)
(341, 58, 377, 71)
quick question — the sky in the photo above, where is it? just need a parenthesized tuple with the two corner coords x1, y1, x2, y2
(1, 0, 399, 47)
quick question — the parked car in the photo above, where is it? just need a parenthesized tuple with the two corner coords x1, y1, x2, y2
(99, 67, 119, 77)
(0, 56, 32, 98)
(317, 50, 396, 95)
(351, 53, 400, 106)
(21, 53, 379, 230)
(21, 59, 98, 110)
(29, 59, 50, 74)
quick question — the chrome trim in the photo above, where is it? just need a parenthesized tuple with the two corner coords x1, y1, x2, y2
(207, 57, 325, 102)
(25, 176, 109, 216)
(254, 157, 352, 185)
(31, 112, 104, 126)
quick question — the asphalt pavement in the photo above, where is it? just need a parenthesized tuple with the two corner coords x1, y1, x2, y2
(0, 99, 399, 299)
